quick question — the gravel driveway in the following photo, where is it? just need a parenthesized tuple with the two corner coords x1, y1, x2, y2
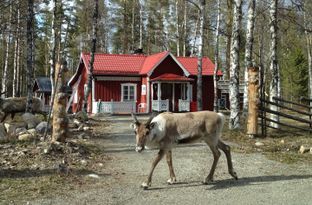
(34, 115, 312, 205)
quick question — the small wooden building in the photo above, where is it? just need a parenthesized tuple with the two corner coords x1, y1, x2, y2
(68, 51, 221, 114)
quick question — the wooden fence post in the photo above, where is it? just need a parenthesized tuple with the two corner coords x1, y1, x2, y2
(52, 61, 69, 143)
(247, 67, 260, 138)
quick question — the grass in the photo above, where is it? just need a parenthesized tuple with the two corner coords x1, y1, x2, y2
(222, 120, 312, 164)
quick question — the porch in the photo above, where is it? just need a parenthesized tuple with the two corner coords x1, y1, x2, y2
(151, 76, 193, 112)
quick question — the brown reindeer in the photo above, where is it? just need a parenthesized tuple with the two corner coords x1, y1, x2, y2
(131, 111, 238, 189)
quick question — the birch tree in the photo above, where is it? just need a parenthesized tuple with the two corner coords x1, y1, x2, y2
(243, 0, 256, 115)
(25, 0, 34, 113)
(229, 0, 242, 130)
(213, 0, 221, 112)
(1, 3, 12, 98)
(197, 0, 206, 111)
(139, 0, 143, 49)
(303, 0, 312, 103)
(269, 0, 280, 128)
(82, 0, 98, 113)
(13, 2, 20, 97)
(50, 0, 57, 107)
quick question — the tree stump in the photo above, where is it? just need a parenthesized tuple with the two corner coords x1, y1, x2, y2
(52, 62, 68, 143)
(247, 67, 259, 138)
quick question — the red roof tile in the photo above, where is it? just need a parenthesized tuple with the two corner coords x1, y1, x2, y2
(82, 53, 145, 75)
(80, 52, 221, 76)
(177, 56, 222, 76)
(139, 51, 170, 75)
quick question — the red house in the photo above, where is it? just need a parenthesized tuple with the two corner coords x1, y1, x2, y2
(68, 51, 221, 114)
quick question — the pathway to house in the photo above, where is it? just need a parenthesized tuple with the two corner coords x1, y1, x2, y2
(34, 115, 312, 205)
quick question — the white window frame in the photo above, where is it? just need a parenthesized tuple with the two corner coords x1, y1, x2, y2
(121, 83, 137, 102)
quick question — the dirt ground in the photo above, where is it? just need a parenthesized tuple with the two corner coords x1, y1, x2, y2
(1, 115, 312, 205)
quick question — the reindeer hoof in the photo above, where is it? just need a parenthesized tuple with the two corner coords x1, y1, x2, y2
(231, 171, 238, 180)
(203, 177, 213, 185)
(167, 177, 176, 185)
(141, 182, 150, 190)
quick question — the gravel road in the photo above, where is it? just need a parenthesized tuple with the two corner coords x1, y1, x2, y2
(34, 115, 312, 205)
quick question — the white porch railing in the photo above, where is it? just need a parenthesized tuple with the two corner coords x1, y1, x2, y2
(178, 100, 190, 112)
(152, 99, 169, 112)
(92, 100, 136, 114)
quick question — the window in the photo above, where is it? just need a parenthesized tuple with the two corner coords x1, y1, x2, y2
(121, 84, 136, 101)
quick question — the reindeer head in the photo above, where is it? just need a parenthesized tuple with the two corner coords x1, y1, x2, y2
(130, 113, 155, 153)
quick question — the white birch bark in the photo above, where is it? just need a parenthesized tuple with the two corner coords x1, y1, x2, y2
(191, 10, 200, 57)
(197, 0, 205, 111)
(243, 0, 256, 115)
(50, 0, 57, 107)
(213, 0, 221, 112)
(269, 0, 280, 128)
(176, 0, 180, 56)
(139, 0, 143, 49)
(183, 1, 187, 57)
(13, 2, 20, 97)
(304, 1, 312, 104)
(229, 0, 242, 130)
(1, 4, 12, 98)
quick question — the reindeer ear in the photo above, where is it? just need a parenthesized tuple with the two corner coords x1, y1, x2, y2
(147, 122, 156, 130)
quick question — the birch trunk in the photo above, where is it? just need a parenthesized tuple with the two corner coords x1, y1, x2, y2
(131, 1, 135, 50)
(183, 1, 187, 57)
(1, 4, 12, 98)
(83, 0, 98, 113)
(13, 2, 20, 97)
(50, 0, 57, 107)
(304, 1, 312, 104)
(269, 0, 280, 128)
(229, 0, 242, 130)
(139, 0, 143, 49)
(213, 0, 221, 112)
(176, 0, 180, 56)
(243, 0, 256, 115)
(2, 35, 10, 98)
(197, 0, 206, 111)
(26, 0, 34, 113)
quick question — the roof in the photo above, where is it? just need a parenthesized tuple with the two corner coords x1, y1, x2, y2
(150, 73, 194, 82)
(33, 77, 52, 92)
(69, 51, 221, 85)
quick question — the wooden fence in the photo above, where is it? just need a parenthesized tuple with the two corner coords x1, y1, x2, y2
(259, 96, 312, 136)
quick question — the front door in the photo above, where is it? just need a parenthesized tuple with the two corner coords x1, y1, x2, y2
(161, 83, 173, 111)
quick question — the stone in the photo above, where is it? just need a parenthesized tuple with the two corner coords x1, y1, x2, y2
(22, 113, 40, 129)
(73, 119, 82, 127)
(78, 124, 84, 131)
(4, 122, 26, 137)
(36, 121, 50, 134)
(18, 133, 35, 141)
(83, 126, 91, 131)
(81, 159, 88, 166)
(28, 128, 37, 137)
(75, 111, 88, 122)
(310, 148, 312, 154)
(299, 145, 310, 154)
(87, 174, 100, 179)
(255, 141, 264, 147)
(16, 127, 27, 135)
(0, 123, 7, 140)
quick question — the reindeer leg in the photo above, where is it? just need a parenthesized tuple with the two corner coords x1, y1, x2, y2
(142, 149, 165, 189)
(11, 112, 16, 120)
(166, 150, 176, 185)
(1, 113, 8, 122)
(203, 141, 221, 184)
(218, 140, 238, 180)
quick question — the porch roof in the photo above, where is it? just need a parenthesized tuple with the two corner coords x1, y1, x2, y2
(150, 73, 194, 82)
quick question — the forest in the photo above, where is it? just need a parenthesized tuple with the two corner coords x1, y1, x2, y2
(0, 0, 311, 128)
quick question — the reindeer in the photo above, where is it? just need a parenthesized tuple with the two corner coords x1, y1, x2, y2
(0, 97, 45, 122)
(131, 111, 238, 189)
